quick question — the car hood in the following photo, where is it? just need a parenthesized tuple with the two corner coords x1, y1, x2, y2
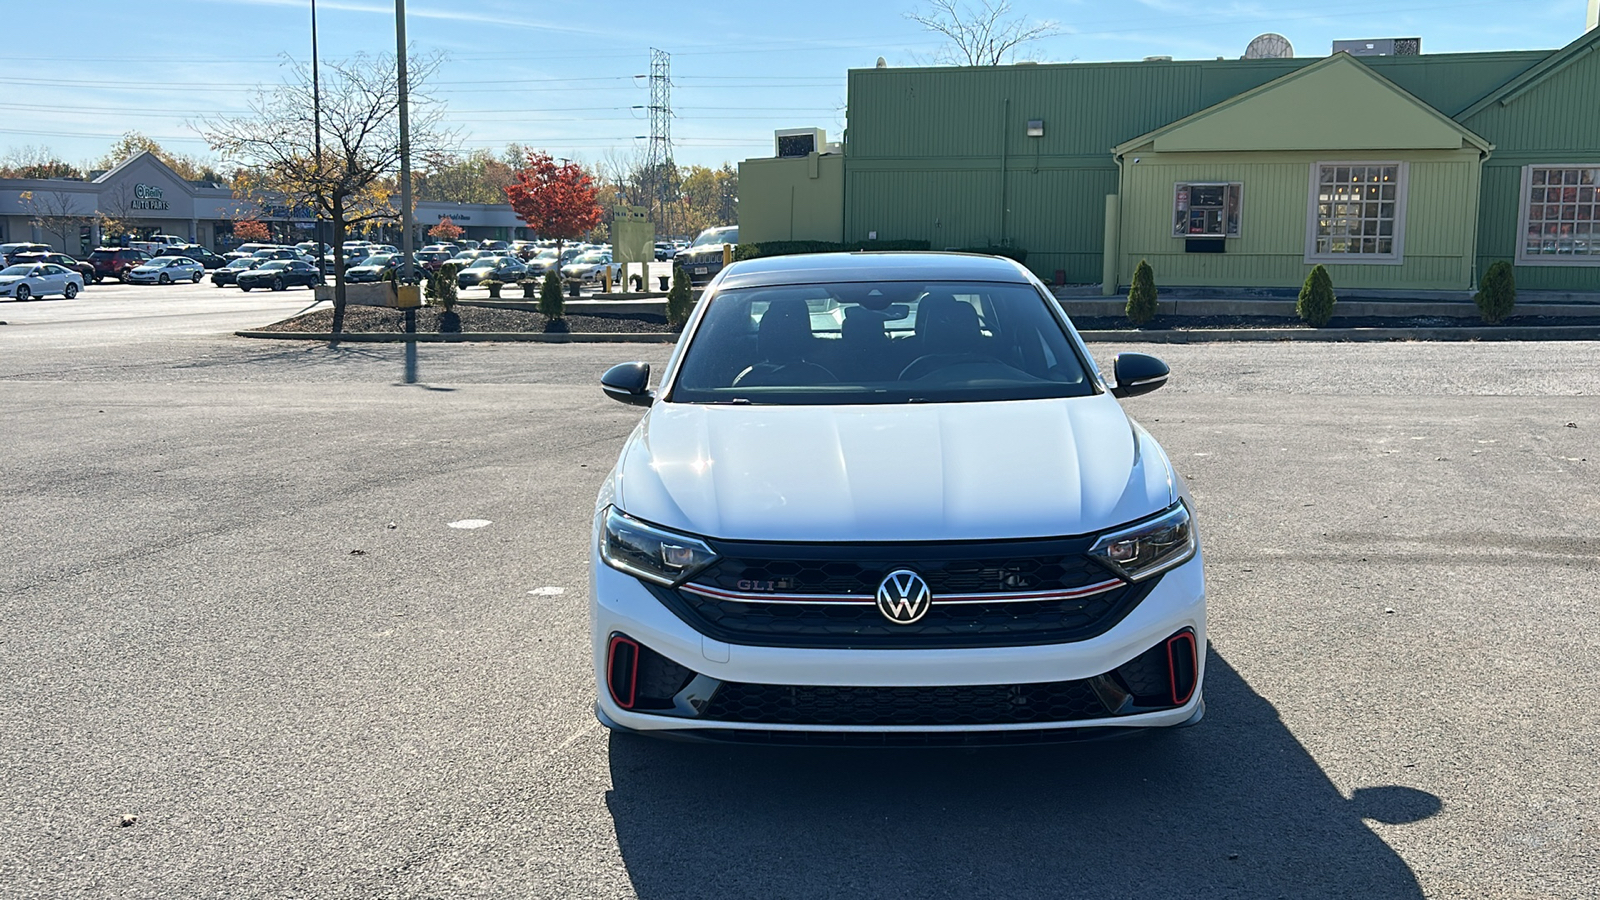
(0, 276, 23, 284)
(613, 394, 1175, 542)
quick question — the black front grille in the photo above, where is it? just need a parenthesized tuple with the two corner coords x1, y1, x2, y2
(696, 540, 1107, 596)
(701, 679, 1108, 727)
(649, 535, 1152, 649)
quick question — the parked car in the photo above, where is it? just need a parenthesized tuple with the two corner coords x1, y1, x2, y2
(87, 247, 153, 283)
(162, 245, 227, 269)
(415, 249, 454, 272)
(674, 225, 738, 286)
(344, 253, 402, 283)
(525, 246, 584, 277)
(126, 255, 207, 284)
(237, 259, 323, 291)
(653, 242, 677, 261)
(456, 255, 527, 288)
(479, 240, 509, 252)
(0, 242, 52, 266)
(0, 262, 85, 300)
(590, 252, 1202, 744)
(211, 257, 265, 287)
(12, 252, 94, 283)
(561, 250, 622, 284)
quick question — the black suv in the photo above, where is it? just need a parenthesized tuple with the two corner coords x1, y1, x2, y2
(674, 226, 738, 286)
(87, 247, 152, 283)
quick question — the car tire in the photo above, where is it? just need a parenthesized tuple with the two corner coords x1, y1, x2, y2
(191, 272, 203, 283)
(64, 283, 78, 299)
(272, 278, 286, 292)
(241, 285, 252, 292)
(15, 284, 30, 301)
(93, 275, 103, 284)
(159, 273, 171, 285)
(119, 271, 130, 283)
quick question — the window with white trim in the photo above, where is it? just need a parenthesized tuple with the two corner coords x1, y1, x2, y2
(1518, 165, 1600, 265)
(1173, 182, 1242, 238)
(1308, 163, 1404, 261)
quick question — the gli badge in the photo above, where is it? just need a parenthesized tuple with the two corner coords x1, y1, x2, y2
(876, 569, 932, 624)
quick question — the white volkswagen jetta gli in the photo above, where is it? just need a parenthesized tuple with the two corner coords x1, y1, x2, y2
(592, 253, 1204, 744)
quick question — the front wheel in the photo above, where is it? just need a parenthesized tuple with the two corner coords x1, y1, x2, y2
(159, 273, 171, 285)
(191, 271, 203, 283)
(272, 278, 286, 292)
(15, 284, 31, 301)
(64, 282, 79, 299)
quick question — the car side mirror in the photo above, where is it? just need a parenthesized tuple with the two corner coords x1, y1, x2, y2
(601, 362, 654, 407)
(1110, 352, 1169, 398)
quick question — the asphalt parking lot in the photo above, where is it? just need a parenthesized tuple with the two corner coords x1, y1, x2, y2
(1, 296, 1596, 898)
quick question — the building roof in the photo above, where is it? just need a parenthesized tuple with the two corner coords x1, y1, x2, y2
(1457, 27, 1600, 120)
(1112, 53, 1493, 156)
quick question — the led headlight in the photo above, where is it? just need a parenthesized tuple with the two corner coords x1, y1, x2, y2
(600, 506, 718, 586)
(1088, 502, 1195, 582)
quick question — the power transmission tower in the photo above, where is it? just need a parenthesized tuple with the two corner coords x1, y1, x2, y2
(643, 48, 675, 237)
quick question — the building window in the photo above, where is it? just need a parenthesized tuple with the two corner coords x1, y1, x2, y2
(1173, 183, 1242, 238)
(1518, 165, 1600, 266)
(1307, 162, 1406, 264)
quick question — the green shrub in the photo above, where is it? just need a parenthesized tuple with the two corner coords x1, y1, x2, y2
(1474, 260, 1516, 324)
(539, 271, 565, 321)
(1125, 259, 1158, 326)
(1297, 264, 1337, 327)
(955, 246, 1028, 264)
(666, 265, 693, 330)
(426, 261, 462, 313)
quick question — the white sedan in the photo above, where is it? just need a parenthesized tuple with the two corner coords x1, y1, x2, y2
(126, 256, 206, 285)
(0, 262, 85, 300)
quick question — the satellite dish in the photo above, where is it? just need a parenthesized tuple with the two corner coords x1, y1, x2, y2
(1244, 33, 1294, 59)
(876, 56, 887, 68)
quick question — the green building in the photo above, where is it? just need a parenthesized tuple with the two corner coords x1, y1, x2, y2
(739, 28, 1600, 294)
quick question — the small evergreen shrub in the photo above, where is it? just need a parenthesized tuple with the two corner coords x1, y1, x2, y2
(1474, 260, 1516, 324)
(426, 261, 462, 313)
(1125, 259, 1158, 326)
(1297, 264, 1337, 327)
(666, 265, 693, 330)
(539, 271, 565, 321)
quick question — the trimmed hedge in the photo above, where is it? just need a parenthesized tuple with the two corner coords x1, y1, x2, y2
(732, 239, 931, 261)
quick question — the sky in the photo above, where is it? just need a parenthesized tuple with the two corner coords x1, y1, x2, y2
(2, 0, 1592, 173)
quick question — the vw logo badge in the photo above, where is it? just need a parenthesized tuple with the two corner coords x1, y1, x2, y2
(876, 569, 932, 625)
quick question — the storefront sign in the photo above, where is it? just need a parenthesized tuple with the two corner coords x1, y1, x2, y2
(442, 214, 471, 221)
(132, 183, 170, 211)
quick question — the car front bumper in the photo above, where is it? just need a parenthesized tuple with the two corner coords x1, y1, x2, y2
(590, 548, 1206, 741)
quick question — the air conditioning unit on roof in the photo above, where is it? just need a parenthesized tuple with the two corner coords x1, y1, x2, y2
(775, 128, 827, 158)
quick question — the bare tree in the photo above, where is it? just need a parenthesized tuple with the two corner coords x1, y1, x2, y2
(203, 51, 457, 337)
(19, 189, 93, 250)
(906, 0, 1059, 66)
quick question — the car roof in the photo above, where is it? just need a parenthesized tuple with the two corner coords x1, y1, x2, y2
(714, 251, 1033, 290)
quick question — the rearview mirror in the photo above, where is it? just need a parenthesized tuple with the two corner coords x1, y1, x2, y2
(601, 362, 653, 407)
(1110, 353, 1169, 398)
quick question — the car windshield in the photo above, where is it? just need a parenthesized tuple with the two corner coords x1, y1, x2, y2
(573, 252, 608, 264)
(465, 258, 499, 269)
(691, 228, 737, 248)
(0, 265, 35, 276)
(258, 261, 290, 271)
(359, 255, 393, 266)
(670, 281, 1097, 406)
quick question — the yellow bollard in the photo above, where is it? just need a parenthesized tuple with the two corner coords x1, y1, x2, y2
(601, 267, 612, 293)
(722, 243, 732, 269)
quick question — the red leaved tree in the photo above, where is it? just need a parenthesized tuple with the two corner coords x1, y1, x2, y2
(232, 217, 271, 243)
(428, 217, 464, 242)
(504, 151, 601, 264)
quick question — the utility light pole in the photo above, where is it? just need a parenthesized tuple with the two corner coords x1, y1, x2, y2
(396, 0, 415, 285)
(311, 0, 325, 281)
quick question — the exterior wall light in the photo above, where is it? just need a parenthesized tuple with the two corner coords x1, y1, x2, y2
(1027, 119, 1045, 137)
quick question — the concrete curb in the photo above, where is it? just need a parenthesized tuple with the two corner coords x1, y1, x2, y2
(235, 330, 679, 344)
(1076, 325, 1600, 343)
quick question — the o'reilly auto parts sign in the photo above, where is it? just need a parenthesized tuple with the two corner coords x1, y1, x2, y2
(132, 183, 170, 211)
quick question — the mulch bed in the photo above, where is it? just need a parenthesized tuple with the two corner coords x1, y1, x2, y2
(1069, 314, 1600, 331)
(255, 305, 671, 334)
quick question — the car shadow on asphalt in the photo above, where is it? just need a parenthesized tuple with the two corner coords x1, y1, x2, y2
(604, 649, 1437, 899)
